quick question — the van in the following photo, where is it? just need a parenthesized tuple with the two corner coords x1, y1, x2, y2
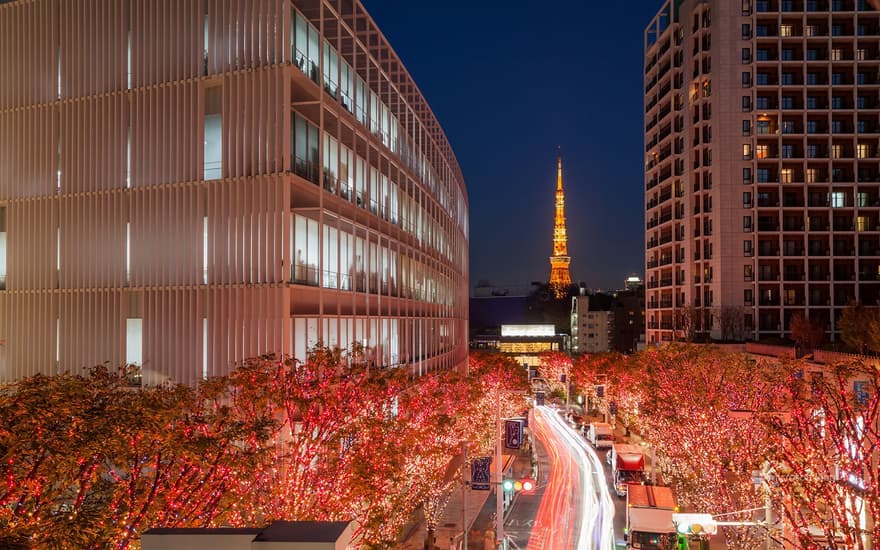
(587, 422, 614, 449)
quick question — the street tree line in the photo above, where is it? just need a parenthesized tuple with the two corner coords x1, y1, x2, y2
(0, 349, 528, 549)
(557, 346, 879, 550)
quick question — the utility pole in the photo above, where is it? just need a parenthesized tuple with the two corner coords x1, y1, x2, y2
(461, 440, 468, 550)
(495, 392, 503, 549)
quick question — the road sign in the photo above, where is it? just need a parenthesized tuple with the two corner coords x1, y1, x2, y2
(471, 457, 491, 490)
(505, 419, 523, 449)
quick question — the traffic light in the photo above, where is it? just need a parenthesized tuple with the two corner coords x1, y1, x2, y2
(502, 477, 536, 493)
(672, 513, 717, 536)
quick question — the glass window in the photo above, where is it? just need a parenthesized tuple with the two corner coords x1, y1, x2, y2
(126, 318, 143, 366)
(293, 113, 319, 183)
(743, 167, 753, 184)
(830, 191, 846, 208)
(293, 214, 320, 285)
(756, 145, 769, 159)
(781, 168, 793, 183)
(780, 24, 793, 37)
(0, 208, 5, 290)
(743, 143, 753, 159)
(858, 143, 870, 159)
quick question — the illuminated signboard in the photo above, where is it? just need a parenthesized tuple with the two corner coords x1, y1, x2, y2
(500, 324, 555, 337)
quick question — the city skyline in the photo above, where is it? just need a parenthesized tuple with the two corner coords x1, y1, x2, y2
(363, 0, 661, 290)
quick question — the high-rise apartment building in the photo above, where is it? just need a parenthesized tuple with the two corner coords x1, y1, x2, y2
(645, 0, 880, 344)
(0, 0, 469, 384)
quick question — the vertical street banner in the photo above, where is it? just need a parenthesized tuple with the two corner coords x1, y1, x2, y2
(854, 380, 871, 406)
(505, 419, 523, 449)
(471, 457, 491, 490)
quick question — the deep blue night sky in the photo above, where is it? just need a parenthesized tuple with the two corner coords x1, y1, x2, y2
(363, 1, 662, 291)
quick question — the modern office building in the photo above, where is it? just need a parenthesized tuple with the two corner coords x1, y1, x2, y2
(645, 0, 880, 344)
(0, 0, 469, 384)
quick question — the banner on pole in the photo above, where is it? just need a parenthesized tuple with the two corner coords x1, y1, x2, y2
(504, 419, 523, 449)
(471, 457, 491, 490)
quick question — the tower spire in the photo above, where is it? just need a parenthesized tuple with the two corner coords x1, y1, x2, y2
(549, 151, 572, 298)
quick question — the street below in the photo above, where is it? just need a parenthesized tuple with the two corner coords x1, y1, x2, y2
(513, 405, 616, 550)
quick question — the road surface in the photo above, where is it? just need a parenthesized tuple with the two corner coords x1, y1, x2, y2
(520, 405, 616, 550)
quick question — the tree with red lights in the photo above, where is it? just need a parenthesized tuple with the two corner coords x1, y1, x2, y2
(631, 346, 791, 550)
(764, 361, 879, 549)
(0, 348, 528, 549)
(0, 365, 274, 549)
(537, 351, 570, 395)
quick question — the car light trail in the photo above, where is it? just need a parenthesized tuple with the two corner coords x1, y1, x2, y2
(527, 406, 615, 550)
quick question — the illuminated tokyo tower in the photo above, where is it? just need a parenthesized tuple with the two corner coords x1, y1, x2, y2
(548, 152, 572, 298)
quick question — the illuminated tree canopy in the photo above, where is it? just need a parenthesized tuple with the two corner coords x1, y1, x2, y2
(0, 350, 528, 548)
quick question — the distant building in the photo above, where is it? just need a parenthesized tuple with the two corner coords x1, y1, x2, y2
(571, 293, 613, 354)
(471, 324, 568, 367)
(611, 286, 646, 353)
(624, 275, 643, 291)
(567, 283, 645, 354)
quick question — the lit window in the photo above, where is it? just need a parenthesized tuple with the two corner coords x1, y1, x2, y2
(807, 168, 817, 183)
(831, 144, 842, 159)
(743, 144, 753, 159)
(857, 49, 865, 60)
(830, 191, 846, 208)
(126, 318, 143, 366)
(857, 216, 869, 232)
(831, 49, 842, 61)
(756, 144, 769, 159)
(805, 25, 816, 36)
(780, 24, 793, 37)
(857, 143, 870, 159)
(781, 168, 793, 183)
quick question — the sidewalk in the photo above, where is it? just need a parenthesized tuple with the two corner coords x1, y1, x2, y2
(398, 441, 534, 550)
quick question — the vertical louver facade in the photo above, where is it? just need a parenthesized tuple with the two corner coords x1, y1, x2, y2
(0, 0, 469, 384)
